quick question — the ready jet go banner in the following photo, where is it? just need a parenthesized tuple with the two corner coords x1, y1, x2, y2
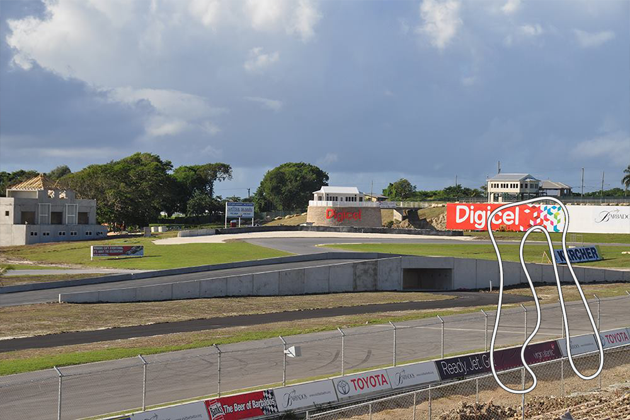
(553, 246, 602, 264)
(204, 390, 278, 420)
(91, 245, 144, 258)
(446, 203, 566, 232)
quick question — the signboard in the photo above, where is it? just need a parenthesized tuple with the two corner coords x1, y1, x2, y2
(204, 391, 278, 420)
(446, 203, 566, 232)
(558, 334, 599, 357)
(435, 352, 491, 381)
(492, 341, 561, 371)
(553, 246, 601, 264)
(332, 369, 392, 399)
(325, 209, 362, 222)
(91, 245, 144, 260)
(447, 203, 630, 234)
(131, 402, 209, 420)
(273, 380, 338, 412)
(599, 328, 630, 349)
(226, 202, 255, 218)
(386, 361, 440, 389)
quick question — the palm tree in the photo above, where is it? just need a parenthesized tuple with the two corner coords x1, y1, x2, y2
(623, 165, 630, 196)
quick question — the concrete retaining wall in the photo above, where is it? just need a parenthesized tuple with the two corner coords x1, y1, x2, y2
(216, 225, 463, 236)
(58, 255, 628, 303)
(178, 228, 216, 237)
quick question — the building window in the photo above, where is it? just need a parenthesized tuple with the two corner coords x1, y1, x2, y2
(30, 231, 38, 236)
(78, 212, 89, 224)
(43, 232, 50, 236)
(86, 231, 92, 236)
(59, 231, 66, 236)
(70, 231, 77, 236)
(4, 211, 8, 216)
(51, 211, 63, 225)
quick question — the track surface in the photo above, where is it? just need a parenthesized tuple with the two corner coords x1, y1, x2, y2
(0, 292, 532, 352)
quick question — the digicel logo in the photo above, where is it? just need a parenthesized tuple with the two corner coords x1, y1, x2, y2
(326, 209, 361, 222)
(447, 203, 538, 231)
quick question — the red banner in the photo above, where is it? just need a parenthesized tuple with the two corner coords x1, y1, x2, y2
(493, 341, 561, 371)
(446, 203, 565, 232)
(204, 391, 278, 420)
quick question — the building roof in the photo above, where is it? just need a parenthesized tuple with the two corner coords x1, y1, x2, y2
(540, 180, 571, 190)
(313, 186, 361, 195)
(8, 174, 60, 191)
(487, 173, 540, 182)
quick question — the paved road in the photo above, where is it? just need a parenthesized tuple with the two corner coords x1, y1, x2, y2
(0, 292, 532, 352)
(0, 296, 627, 420)
(0, 259, 363, 307)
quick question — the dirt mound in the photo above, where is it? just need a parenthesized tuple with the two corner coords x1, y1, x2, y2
(438, 401, 519, 420)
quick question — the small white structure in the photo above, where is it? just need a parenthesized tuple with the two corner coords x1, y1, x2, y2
(312, 186, 365, 203)
(0, 174, 107, 246)
(539, 180, 572, 198)
(487, 173, 541, 203)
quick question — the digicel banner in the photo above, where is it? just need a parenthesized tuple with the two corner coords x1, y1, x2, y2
(446, 203, 566, 232)
(326, 209, 362, 222)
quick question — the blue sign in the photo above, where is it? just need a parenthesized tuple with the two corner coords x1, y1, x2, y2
(554, 246, 602, 264)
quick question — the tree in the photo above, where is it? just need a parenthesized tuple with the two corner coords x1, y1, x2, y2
(47, 165, 72, 180)
(622, 165, 630, 194)
(171, 163, 232, 214)
(63, 153, 174, 229)
(186, 190, 220, 216)
(254, 162, 329, 211)
(383, 179, 416, 200)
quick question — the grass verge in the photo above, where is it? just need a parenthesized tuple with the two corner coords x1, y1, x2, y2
(325, 243, 630, 268)
(465, 231, 630, 244)
(0, 236, 291, 270)
(0, 273, 107, 287)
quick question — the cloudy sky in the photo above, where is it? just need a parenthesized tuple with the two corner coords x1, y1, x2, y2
(1, 0, 628, 196)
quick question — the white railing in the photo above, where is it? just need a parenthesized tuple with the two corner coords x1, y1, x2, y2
(308, 200, 381, 208)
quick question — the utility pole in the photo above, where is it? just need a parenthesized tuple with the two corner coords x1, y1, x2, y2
(581, 168, 584, 197)
(371, 180, 374, 199)
(247, 188, 250, 198)
(601, 171, 605, 199)
(455, 175, 458, 187)
(498, 161, 501, 174)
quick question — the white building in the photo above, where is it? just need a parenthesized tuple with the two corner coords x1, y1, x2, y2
(487, 173, 541, 203)
(0, 174, 107, 246)
(311, 186, 366, 204)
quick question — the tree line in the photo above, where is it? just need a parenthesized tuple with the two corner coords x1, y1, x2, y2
(2, 158, 628, 229)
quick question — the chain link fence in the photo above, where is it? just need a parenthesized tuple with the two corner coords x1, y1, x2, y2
(309, 344, 630, 420)
(0, 295, 628, 419)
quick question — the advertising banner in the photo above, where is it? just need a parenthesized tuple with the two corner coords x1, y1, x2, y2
(91, 245, 144, 258)
(332, 369, 392, 399)
(553, 246, 601, 264)
(492, 341, 561, 371)
(386, 361, 440, 389)
(204, 390, 278, 420)
(599, 328, 630, 349)
(446, 203, 566, 232)
(131, 402, 209, 420)
(435, 352, 491, 381)
(558, 334, 599, 357)
(273, 380, 338, 412)
(564, 206, 630, 234)
(226, 202, 255, 218)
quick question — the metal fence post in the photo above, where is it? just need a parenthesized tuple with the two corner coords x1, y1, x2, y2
(338, 327, 345, 376)
(428, 386, 432, 420)
(389, 321, 397, 366)
(138, 355, 148, 411)
(368, 402, 373, 420)
(280, 336, 287, 386)
(54, 366, 63, 420)
(520, 304, 527, 342)
(214, 344, 222, 397)
(412, 391, 417, 420)
(560, 317, 565, 397)
(437, 316, 444, 359)
(521, 367, 525, 420)
(593, 294, 601, 331)
(475, 377, 479, 404)
(483, 309, 489, 351)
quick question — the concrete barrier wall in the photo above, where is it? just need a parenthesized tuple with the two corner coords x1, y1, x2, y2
(59, 256, 628, 303)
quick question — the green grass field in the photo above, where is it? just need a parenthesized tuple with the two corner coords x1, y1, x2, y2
(0, 236, 291, 270)
(326, 243, 630, 268)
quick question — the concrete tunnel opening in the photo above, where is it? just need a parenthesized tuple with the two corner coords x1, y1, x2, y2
(403, 268, 453, 290)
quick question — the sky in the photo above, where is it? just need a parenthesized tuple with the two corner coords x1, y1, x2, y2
(0, 0, 628, 196)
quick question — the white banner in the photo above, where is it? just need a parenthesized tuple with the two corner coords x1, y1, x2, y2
(386, 361, 440, 389)
(332, 369, 392, 399)
(566, 205, 630, 234)
(557, 334, 599, 357)
(226, 202, 254, 218)
(599, 328, 630, 349)
(274, 380, 338, 412)
(131, 402, 209, 420)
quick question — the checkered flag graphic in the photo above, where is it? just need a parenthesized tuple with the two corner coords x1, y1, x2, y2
(261, 390, 279, 415)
